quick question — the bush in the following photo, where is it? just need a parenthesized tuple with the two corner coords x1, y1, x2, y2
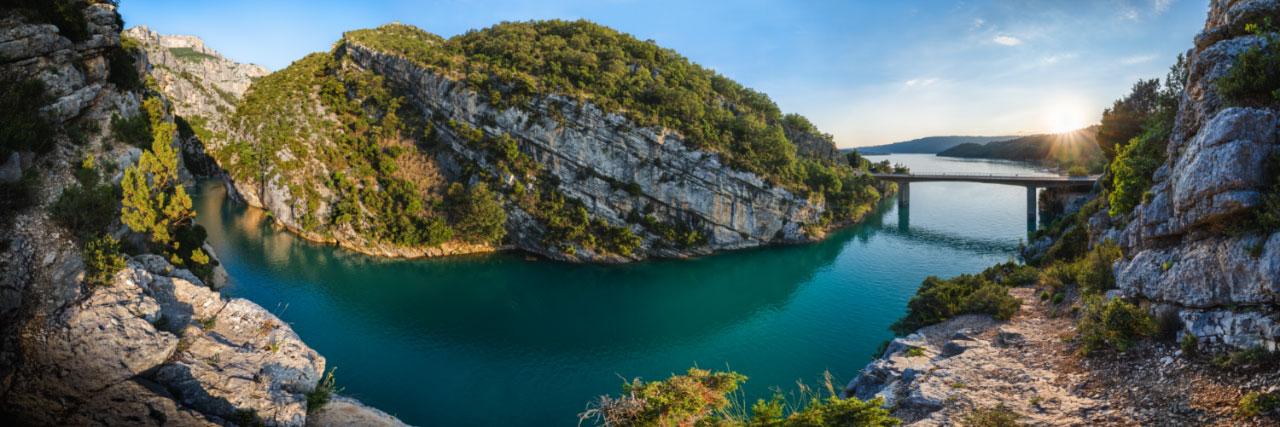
(445, 182, 507, 244)
(960, 404, 1023, 427)
(107, 46, 143, 91)
(1238, 391, 1280, 417)
(307, 368, 341, 413)
(1042, 224, 1088, 264)
(1218, 20, 1280, 107)
(83, 235, 126, 287)
(50, 169, 119, 241)
(1212, 346, 1280, 370)
(0, 78, 55, 158)
(1075, 295, 1155, 355)
(890, 274, 1021, 335)
(1074, 241, 1121, 295)
(110, 111, 152, 148)
(1067, 165, 1088, 177)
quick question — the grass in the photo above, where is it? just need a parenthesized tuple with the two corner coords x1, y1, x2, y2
(961, 404, 1023, 427)
(906, 347, 925, 357)
(307, 367, 342, 413)
(198, 316, 217, 330)
(1238, 392, 1280, 417)
(169, 47, 218, 62)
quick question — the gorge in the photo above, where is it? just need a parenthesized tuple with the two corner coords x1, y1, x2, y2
(1, 0, 1279, 426)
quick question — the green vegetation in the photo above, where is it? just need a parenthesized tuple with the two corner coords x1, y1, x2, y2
(0, 78, 55, 158)
(1238, 391, 1280, 417)
(1107, 55, 1185, 217)
(579, 368, 899, 427)
(307, 368, 341, 414)
(1074, 295, 1155, 355)
(960, 404, 1023, 427)
(1067, 165, 1089, 177)
(1212, 346, 1280, 370)
(905, 347, 925, 357)
(344, 21, 818, 183)
(229, 409, 264, 427)
(83, 235, 126, 288)
(10, 0, 92, 42)
(889, 262, 1030, 335)
(168, 47, 219, 62)
(51, 155, 120, 241)
(110, 102, 154, 149)
(1218, 19, 1280, 107)
(445, 182, 508, 244)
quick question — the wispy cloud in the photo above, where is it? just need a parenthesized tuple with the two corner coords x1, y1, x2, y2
(993, 35, 1021, 46)
(904, 78, 938, 87)
(1040, 53, 1077, 65)
(971, 18, 985, 30)
(1154, 0, 1174, 13)
(1121, 54, 1157, 64)
(1123, 8, 1139, 20)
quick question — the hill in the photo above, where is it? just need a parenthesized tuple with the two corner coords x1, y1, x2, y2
(851, 135, 1020, 154)
(936, 127, 1105, 172)
(212, 21, 889, 263)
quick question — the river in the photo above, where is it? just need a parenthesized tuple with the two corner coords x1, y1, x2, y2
(192, 153, 1056, 426)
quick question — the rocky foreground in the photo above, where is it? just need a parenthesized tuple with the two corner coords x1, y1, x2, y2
(846, 288, 1279, 426)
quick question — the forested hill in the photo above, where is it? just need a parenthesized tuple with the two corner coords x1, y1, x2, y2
(936, 127, 1106, 173)
(214, 20, 889, 263)
(852, 135, 1020, 154)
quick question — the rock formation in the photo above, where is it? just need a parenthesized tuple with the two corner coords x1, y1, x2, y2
(0, 4, 406, 425)
(1103, 0, 1280, 352)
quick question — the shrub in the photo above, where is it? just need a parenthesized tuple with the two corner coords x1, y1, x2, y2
(1074, 241, 1121, 295)
(1212, 346, 1280, 370)
(960, 404, 1023, 427)
(107, 46, 143, 91)
(110, 111, 152, 148)
(890, 274, 1021, 335)
(83, 235, 126, 287)
(1042, 224, 1088, 265)
(1180, 333, 1199, 352)
(1075, 295, 1155, 355)
(1238, 392, 1280, 417)
(50, 177, 118, 241)
(0, 78, 54, 158)
(1067, 165, 1088, 177)
(445, 182, 508, 244)
(1218, 20, 1280, 107)
(307, 368, 341, 413)
(905, 347, 925, 357)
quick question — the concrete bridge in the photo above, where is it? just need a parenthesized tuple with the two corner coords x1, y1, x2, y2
(868, 172, 1098, 219)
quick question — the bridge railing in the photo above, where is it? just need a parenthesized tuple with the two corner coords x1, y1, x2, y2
(871, 172, 1097, 179)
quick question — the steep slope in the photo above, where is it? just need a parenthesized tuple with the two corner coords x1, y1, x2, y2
(123, 25, 269, 178)
(937, 127, 1106, 172)
(853, 135, 1020, 154)
(0, 3, 402, 425)
(213, 21, 888, 263)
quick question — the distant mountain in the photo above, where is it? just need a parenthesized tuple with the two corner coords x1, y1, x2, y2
(848, 135, 1021, 154)
(937, 127, 1104, 170)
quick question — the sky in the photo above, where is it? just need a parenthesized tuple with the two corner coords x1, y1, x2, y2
(119, 0, 1210, 148)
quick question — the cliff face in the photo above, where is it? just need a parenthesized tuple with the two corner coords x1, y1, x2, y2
(1100, 0, 1280, 352)
(213, 24, 875, 263)
(339, 40, 823, 260)
(0, 5, 403, 426)
(123, 25, 269, 120)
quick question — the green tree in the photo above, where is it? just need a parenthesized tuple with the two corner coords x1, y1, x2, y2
(446, 182, 508, 244)
(120, 97, 194, 248)
(1096, 79, 1160, 159)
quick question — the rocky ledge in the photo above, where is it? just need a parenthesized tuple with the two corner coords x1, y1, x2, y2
(846, 288, 1279, 426)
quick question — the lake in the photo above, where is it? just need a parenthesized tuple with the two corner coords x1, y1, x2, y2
(193, 153, 1054, 426)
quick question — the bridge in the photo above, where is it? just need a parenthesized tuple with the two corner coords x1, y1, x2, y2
(868, 172, 1098, 219)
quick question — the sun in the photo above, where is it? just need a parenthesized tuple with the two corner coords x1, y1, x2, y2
(1044, 101, 1091, 133)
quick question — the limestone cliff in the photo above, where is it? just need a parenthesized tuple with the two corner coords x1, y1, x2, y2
(211, 23, 881, 263)
(0, 4, 404, 425)
(1099, 0, 1280, 352)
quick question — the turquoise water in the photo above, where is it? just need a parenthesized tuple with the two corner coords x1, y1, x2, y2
(193, 154, 1051, 426)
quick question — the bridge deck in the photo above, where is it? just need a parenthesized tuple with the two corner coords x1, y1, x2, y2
(868, 172, 1098, 187)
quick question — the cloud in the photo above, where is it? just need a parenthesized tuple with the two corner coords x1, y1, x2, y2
(904, 78, 938, 87)
(971, 18, 985, 30)
(1121, 54, 1157, 65)
(1154, 0, 1174, 13)
(1123, 8, 1139, 20)
(1040, 53, 1077, 65)
(993, 35, 1021, 46)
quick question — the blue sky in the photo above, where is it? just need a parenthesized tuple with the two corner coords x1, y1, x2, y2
(119, 0, 1209, 148)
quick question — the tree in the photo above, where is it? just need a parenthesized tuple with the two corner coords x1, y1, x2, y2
(1096, 79, 1160, 159)
(446, 182, 508, 244)
(120, 97, 195, 250)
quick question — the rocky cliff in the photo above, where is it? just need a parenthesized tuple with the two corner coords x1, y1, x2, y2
(1101, 0, 1280, 352)
(0, 4, 404, 425)
(211, 23, 884, 263)
(846, 1, 1280, 424)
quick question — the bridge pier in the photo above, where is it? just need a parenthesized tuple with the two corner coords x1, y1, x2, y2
(898, 182, 909, 207)
(1026, 186, 1037, 221)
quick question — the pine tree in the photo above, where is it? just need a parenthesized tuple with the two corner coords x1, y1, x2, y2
(120, 97, 194, 249)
